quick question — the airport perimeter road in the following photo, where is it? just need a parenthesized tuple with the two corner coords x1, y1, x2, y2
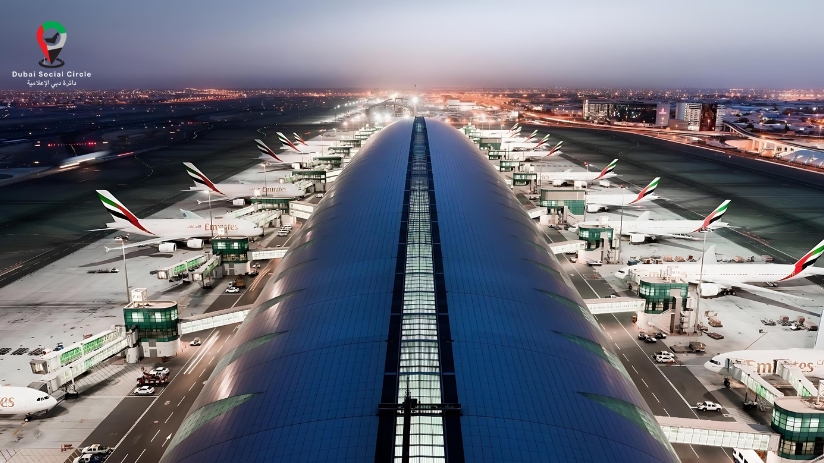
(86, 325, 239, 463)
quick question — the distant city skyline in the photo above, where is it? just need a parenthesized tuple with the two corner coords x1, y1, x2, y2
(3, 0, 823, 90)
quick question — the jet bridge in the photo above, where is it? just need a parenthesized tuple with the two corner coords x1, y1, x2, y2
(657, 416, 779, 452)
(28, 326, 136, 394)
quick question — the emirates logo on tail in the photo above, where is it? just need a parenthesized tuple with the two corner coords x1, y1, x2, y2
(276, 132, 301, 153)
(595, 159, 618, 179)
(96, 190, 154, 235)
(780, 239, 824, 281)
(255, 139, 283, 162)
(184, 162, 223, 195)
(629, 177, 660, 204)
(293, 133, 308, 146)
(695, 200, 730, 232)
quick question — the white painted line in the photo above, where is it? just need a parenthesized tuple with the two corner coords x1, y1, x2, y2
(689, 444, 700, 458)
(165, 412, 173, 423)
(651, 392, 660, 403)
(150, 430, 160, 442)
(199, 367, 206, 377)
(177, 396, 186, 407)
(622, 353, 629, 361)
(188, 382, 195, 391)
(611, 313, 699, 418)
(662, 408, 670, 416)
(184, 332, 220, 375)
(113, 328, 217, 453)
(615, 343, 620, 350)
(641, 378, 649, 388)
(208, 355, 214, 364)
(631, 366, 639, 374)
(606, 331, 613, 340)
(134, 449, 146, 463)
(119, 454, 128, 463)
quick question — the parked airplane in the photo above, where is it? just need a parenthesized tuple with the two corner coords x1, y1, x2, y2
(255, 139, 309, 165)
(95, 190, 263, 252)
(523, 140, 563, 159)
(523, 129, 539, 142)
(586, 177, 661, 212)
(705, 349, 824, 376)
(0, 386, 57, 421)
(540, 159, 618, 185)
(580, 200, 731, 241)
(293, 133, 308, 146)
(184, 163, 304, 201)
(277, 132, 302, 153)
(614, 237, 824, 298)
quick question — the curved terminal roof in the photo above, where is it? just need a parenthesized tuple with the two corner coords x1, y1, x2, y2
(161, 118, 678, 462)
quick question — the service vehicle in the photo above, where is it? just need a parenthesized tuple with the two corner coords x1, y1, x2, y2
(696, 401, 722, 411)
(654, 351, 675, 359)
(80, 444, 112, 455)
(134, 386, 155, 395)
(226, 286, 240, 294)
(149, 367, 169, 376)
(655, 355, 675, 364)
(190, 337, 201, 346)
(644, 336, 657, 343)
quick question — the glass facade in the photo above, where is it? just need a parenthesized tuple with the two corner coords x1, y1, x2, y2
(250, 197, 291, 211)
(212, 238, 249, 263)
(160, 118, 679, 463)
(291, 170, 327, 182)
(638, 280, 688, 313)
(585, 100, 659, 124)
(578, 226, 613, 249)
(772, 401, 824, 459)
(124, 303, 179, 342)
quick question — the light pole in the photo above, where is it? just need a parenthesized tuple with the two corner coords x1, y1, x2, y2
(116, 237, 130, 303)
(207, 190, 214, 239)
(261, 163, 267, 197)
(617, 190, 626, 264)
(695, 229, 709, 334)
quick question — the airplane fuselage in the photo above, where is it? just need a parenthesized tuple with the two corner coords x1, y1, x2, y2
(106, 218, 263, 239)
(541, 172, 616, 182)
(190, 183, 303, 199)
(705, 349, 824, 376)
(0, 387, 57, 417)
(581, 219, 726, 236)
(587, 193, 659, 207)
(615, 262, 820, 284)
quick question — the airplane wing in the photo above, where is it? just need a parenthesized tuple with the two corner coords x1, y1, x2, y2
(697, 277, 809, 300)
(104, 234, 195, 252)
(646, 233, 701, 241)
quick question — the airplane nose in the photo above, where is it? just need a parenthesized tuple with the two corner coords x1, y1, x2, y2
(703, 361, 721, 373)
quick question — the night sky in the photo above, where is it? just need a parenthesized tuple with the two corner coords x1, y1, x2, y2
(2, 0, 822, 89)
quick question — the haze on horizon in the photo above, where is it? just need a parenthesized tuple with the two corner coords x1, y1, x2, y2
(2, 0, 823, 90)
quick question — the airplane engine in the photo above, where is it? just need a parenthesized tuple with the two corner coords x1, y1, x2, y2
(587, 204, 606, 213)
(186, 239, 204, 250)
(629, 233, 646, 244)
(158, 243, 177, 253)
(552, 179, 564, 187)
(232, 198, 246, 206)
(698, 283, 720, 297)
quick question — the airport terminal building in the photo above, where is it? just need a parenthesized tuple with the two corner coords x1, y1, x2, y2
(160, 118, 678, 462)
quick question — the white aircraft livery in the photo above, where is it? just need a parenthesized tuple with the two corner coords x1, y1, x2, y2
(581, 200, 731, 241)
(541, 159, 618, 184)
(586, 177, 661, 212)
(0, 386, 57, 419)
(705, 349, 824, 376)
(615, 237, 824, 298)
(184, 163, 304, 200)
(95, 190, 263, 251)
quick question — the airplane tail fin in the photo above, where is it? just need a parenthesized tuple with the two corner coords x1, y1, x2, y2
(545, 140, 563, 155)
(276, 132, 301, 153)
(293, 132, 307, 146)
(96, 190, 154, 235)
(636, 211, 650, 221)
(183, 162, 223, 195)
(534, 134, 552, 150)
(702, 245, 717, 263)
(255, 139, 284, 162)
(181, 209, 204, 219)
(781, 238, 824, 280)
(629, 177, 660, 204)
(524, 130, 538, 142)
(595, 159, 618, 179)
(699, 200, 731, 230)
